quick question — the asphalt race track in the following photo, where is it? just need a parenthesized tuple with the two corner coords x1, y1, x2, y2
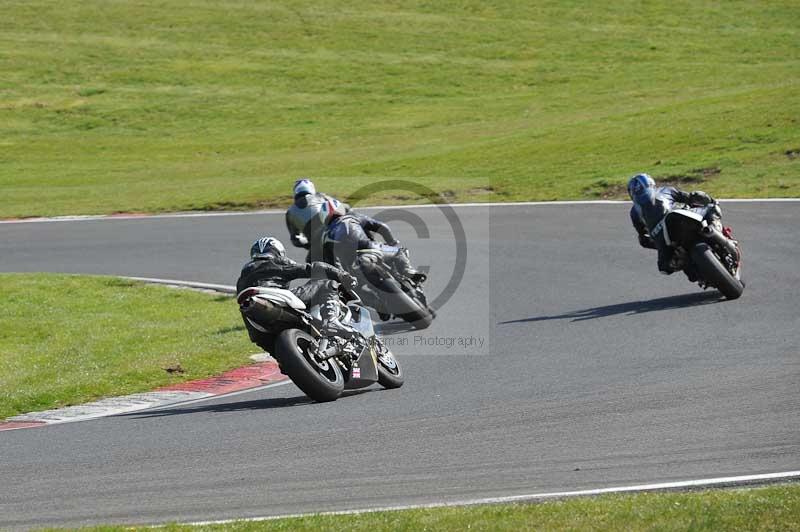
(1, 202, 798, 529)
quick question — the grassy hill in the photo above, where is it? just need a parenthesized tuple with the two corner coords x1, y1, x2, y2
(1, 1, 798, 217)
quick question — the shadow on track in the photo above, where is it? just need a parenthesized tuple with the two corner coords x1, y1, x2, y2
(499, 291, 723, 325)
(121, 389, 375, 419)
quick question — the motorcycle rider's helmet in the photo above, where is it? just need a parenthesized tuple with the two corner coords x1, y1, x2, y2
(250, 236, 286, 259)
(318, 198, 346, 226)
(627, 173, 656, 204)
(293, 178, 316, 199)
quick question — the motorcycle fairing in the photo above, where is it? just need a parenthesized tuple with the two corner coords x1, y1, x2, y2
(653, 208, 705, 247)
(344, 343, 379, 389)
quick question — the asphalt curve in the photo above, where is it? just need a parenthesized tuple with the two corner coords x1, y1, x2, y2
(1, 203, 798, 529)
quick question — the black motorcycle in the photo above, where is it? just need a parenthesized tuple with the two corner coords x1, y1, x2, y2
(650, 201, 744, 299)
(237, 285, 403, 402)
(353, 249, 436, 330)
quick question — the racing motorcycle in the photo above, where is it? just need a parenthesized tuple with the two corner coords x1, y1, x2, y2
(237, 285, 403, 402)
(354, 249, 436, 330)
(651, 201, 744, 299)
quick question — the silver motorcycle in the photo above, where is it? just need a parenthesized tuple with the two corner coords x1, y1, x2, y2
(237, 285, 403, 402)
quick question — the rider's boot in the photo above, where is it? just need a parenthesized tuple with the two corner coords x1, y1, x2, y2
(320, 298, 358, 338)
(392, 248, 426, 283)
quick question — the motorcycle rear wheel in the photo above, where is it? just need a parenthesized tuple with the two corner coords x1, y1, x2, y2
(275, 329, 344, 402)
(691, 243, 744, 300)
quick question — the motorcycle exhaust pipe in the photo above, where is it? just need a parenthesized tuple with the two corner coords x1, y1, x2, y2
(701, 225, 738, 257)
(242, 297, 300, 325)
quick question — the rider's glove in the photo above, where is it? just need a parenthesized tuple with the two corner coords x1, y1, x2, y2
(292, 234, 310, 249)
(339, 272, 359, 289)
(638, 234, 657, 249)
(690, 191, 714, 206)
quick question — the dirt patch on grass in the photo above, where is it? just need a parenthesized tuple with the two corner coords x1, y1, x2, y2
(348, 186, 496, 205)
(582, 180, 628, 199)
(191, 198, 287, 211)
(786, 149, 800, 160)
(657, 166, 721, 188)
(467, 186, 496, 195)
(584, 167, 722, 200)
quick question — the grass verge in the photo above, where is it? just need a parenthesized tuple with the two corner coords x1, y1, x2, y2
(0, 273, 254, 420)
(2, 1, 799, 218)
(55, 484, 800, 531)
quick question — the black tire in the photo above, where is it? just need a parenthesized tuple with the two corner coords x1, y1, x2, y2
(399, 307, 434, 330)
(374, 277, 434, 330)
(274, 329, 344, 402)
(375, 340, 404, 389)
(398, 284, 435, 329)
(691, 243, 744, 300)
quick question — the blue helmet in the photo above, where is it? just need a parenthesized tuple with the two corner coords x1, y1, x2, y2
(250, 236, 286, 259)
(293, 178, 316, 199)
(627, 173, 656, 204)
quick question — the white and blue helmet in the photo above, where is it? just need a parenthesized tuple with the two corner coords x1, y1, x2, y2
(293, 178, 316, 199)
(318, 197, 346, 226)
(627, 173, 656, 204)
(250, 236, 286, 259)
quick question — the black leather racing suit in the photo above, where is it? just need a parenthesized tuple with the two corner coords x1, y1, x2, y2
(322, 213, 416, 309)
(285, 193, 350, 262)
(322, 213, 409, 272)
(236, 254, 352, 346)
(630, 186, 714, 273)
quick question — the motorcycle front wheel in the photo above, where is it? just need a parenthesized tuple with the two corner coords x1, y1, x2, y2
(372, 276, 434, 330)
(375, 339, 404, 389)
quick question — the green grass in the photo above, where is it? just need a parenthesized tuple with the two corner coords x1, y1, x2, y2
(0, 273, 255, 420)
(1, 1, 799, 218)
(54, 484, 800, 531)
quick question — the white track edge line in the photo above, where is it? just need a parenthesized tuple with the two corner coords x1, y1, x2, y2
(2, 380, 291, 430)
(2, 198, 798, 224)
(124, 277, 236, 293)
(4, 391, 213, 426)
(134, 379, 292, 413)
(1, 278, 280, 429)
(183, 471, 800, 527)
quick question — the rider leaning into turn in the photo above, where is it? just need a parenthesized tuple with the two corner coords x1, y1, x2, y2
(319, 200, 424, 282)
(628, 173, 716, 275)
(284, 178, 350, 262)
(236, 236, 358, 342)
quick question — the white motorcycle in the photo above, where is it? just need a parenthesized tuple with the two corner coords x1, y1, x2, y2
(237, 285, 403, 402)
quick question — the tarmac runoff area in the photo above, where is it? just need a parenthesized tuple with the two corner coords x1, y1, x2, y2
(1, 201, 798, 529)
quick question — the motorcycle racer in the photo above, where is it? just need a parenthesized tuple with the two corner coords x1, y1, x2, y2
(236, 237, 358, 345)
(627, 173, 716, 275)
(285, 178, 351, 262)
(319, 201, 423, 282)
